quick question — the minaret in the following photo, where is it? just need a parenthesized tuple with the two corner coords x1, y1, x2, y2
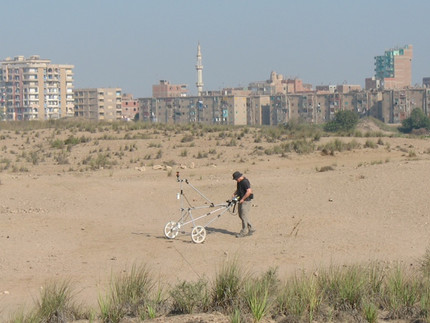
(196, 42, 204, 96)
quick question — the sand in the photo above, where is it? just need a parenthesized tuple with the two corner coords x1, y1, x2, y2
(1, 122, 430, 321)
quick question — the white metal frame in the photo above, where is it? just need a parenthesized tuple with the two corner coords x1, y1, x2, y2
(164, 172, 237, 243)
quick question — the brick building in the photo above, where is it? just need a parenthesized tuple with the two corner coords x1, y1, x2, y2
(121, 93, 139, 121)
(152, 80, 188, 98)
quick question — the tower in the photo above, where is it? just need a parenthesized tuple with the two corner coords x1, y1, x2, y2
(374, 45, 413, 89)
(196, 42, 204, 96)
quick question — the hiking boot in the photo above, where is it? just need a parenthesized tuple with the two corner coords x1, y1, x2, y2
(236, 230, 247, 238)
(247, 225, 255, 235)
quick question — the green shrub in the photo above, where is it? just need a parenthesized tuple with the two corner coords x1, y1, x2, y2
(99, 264, 155, 322)
(156, 149, 163, 159)
(64, 136, 81, 146)
(245, 268, 278, 321)
(318, 265, 367, 311)
(170, 279, 209, 314)
(50, 139, 64, 149)
(362, 301, 378, 323)
(10, 280, 90, 323)
(196, 151, 208, 159)
(276, 273, 321, 321)
(419, 248, 430, 278)
(212, 259, 244, 311)
(364, 140, 377, 149)
(181, 134, 194, 143)
(230, 308, 242, 323)
(291, 139, 315, 154)
(324, 110, 359, 132)
(54, 150, 69, 165)
(399, 108, 430, 133)
(245, 280, 269, 321)
(227, 138, 237, 146)
(381, 265, 420, 319)
(28, 151, 40, 165)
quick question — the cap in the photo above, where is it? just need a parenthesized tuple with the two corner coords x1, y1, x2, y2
(232, 171, 243, 180)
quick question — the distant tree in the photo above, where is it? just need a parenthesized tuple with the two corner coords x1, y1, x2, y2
(324, 110, 359, 132)
(399, 108, 430, 133)
(133, 113, 139, 122)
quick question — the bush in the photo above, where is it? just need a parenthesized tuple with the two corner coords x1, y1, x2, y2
(276, 273, 321, 321)
(364, 140, 377, 149)
(212, 259, 244, 311)
(324, 110, 359, 132)
(12, 280, 90, 322)
(399, 108, 430, 133)
(181, 134, 194, 143)
(170, 280, 209, 314)
(98, 264, 155, 322)
(245, 268, 279, 321)
(381, 265, 421, 319)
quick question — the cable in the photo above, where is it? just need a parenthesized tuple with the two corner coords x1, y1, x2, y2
(173, 245, 201, 280)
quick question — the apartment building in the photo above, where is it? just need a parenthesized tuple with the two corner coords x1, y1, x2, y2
(139, 95, 248, 125)
(139, 87, 430, 127)
(249, 71, 312, 95)
(74, 88, 122, 121)
(152, 80, 188, 98)
(121, 93, 139, 121)
(0, 55, 74, 120)
(0, 86, 5, 119)
(247, 95, 271, 125)
(374, 45, 413, 89)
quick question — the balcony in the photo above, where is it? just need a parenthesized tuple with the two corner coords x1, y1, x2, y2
(23, 75, 38, 80)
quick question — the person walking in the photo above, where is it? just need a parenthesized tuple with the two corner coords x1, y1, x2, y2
(232, 171, 254, 238)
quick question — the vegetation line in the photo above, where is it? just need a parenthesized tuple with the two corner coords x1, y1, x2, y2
(10, 250, 430, 322)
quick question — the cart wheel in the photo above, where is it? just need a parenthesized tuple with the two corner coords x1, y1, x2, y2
(191, 226, 206, 244)
(164, 221, 180, 239)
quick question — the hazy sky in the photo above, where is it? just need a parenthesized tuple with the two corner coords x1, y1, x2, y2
(1, 0, 429, 97)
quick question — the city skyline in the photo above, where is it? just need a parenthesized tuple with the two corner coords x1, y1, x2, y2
(1, 0, 429, 98)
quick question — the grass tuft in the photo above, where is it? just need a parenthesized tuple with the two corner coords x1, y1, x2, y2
(169, 279, 209, 314)
(212, 259, 244, 312)
(98, 264, 155, 322)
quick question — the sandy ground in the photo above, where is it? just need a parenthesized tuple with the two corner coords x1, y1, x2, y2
(1, 122, 430, 321)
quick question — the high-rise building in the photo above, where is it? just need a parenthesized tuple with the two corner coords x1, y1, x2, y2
(74, 88, 122, 121)
(374, 45, 413, 89)
(196, 42, 203, 96)
(0, 55, 74, 120)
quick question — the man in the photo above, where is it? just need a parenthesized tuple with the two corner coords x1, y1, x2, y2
(232, 171, 255, 238)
